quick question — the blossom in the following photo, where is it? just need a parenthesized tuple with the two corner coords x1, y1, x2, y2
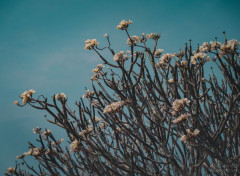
(154, 49, 164, 58)
(113, 51, 128, 62)
(20, 89, 35, 104)
(70, 139, 80, 152)
(85, 39, 99, 50)
(91, 73, 99, 81)
(180, 129, 200, 142)
(190, 53, 207, 65)
(210, 41, 221, 51)
(180, 135, 188, 142)
(146, 33, 160, 40)
(173, 113, 191, 123)
(220, 39, 239, 56)
(89, 116, 101, 123)
(168, 78, 174, 83)
(13, 101, 18, 105)
(104, 34, 108, 37)
(55, 94, 60, 100)
(5, 167, 15, 174)
(60, 93, 66, 99)
(42, 129, 51, 136)
(82, 89, 94, 98)
(103, 101, 125, 114)
(116, 20, 132, 30)
(172, 98, 190, 114)
(126, 35, 141, 46)
(97, 64, 104, 69)
(181, 60, 188, 67)
(156, 53, 175, 68)
(199, 42, 210, 53)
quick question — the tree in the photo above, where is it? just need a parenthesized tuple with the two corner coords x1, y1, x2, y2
(6, 20, 240, 176)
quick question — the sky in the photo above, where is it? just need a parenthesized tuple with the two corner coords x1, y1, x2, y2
(0, 0, 240, 174)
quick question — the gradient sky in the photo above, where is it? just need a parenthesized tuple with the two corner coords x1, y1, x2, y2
(0, 0, 240, 173)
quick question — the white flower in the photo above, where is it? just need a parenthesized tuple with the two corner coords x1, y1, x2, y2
(168, 78, 174, 83)
(85, 39, 99, 50)
(60, 93, 66, 99)
(113, 51, 128, 62)
(103, 101, 125, 113)
(172, 113, 191, 123)
(117, 20, 132, 30)
(172, 98, 190, 113)
(154, 49, 164, 58)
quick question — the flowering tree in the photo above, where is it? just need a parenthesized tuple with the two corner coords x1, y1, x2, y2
(6, 20, 240, 175)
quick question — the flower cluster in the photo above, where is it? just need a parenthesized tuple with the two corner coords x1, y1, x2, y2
(20, 89, 35, 104)
(180, 129, 200, 142)
(220, 39, 240, 56)
(89, 116, 101, 123)
(210, 41, 221, 51)
(91, 64, 104, 81)
(191, 52, 207, 65)
(55, 93, 66, 100)
(70, 139, 81, 152)
(85, 39, 99, 50)
(42, 129, 52, 136)
(172, 113, 191, 124)
(116, 20, 132, 30)
(199, 42, 210, 53)
(113, 51, 128, 62)
(16, 148, 42, 159)
(103, 101, 125, 114)
(5, 167, 16, 174)
(181, 60, 188, 67)
(172, 98, 190, 115)
(79, 125, 93, 136)
(154, 49, 164, 58)
(168, 78, 174, 83)
(126, 35, 141, 46)
(146, 33, 160, 40)
(156, 53, 175, 68)
(82, 89, 94, 98)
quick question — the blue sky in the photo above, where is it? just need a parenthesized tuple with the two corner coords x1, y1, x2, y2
(0, 0, 240, 173)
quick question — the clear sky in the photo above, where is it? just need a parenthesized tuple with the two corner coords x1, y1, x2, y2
(0, 0, 240, 173)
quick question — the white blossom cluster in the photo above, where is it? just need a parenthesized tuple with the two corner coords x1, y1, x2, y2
(18, 89, 35, 104)
(84, 39, 99, 50)
(16, 148, 42, 159)
(91, 64, 104, 81)
(154, 49, 164, 58)
(55, 93, 66, 100)
(89, 116, 101, 123)
(113, 51, 130, 62)
(70, 139, 80, 152)
(116, 20, 132, 30)
(156, 53, 175, 68)
(79, 125, 93, 136)
(146, 33, 160, 40)
(172, 98, 190, 115)
(126, 35, 141, 46)
(172, 113, 191, 124)
(190, 52, 207, 65)
(5, 167, 16, 174)
(220, 39, 240, 56)
(82, 89, 95, 99)
(103, 101, 125, 114)
(180, 129, 200, 142)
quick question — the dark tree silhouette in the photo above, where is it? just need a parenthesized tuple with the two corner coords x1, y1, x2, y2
(6, 20, 240, 176)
